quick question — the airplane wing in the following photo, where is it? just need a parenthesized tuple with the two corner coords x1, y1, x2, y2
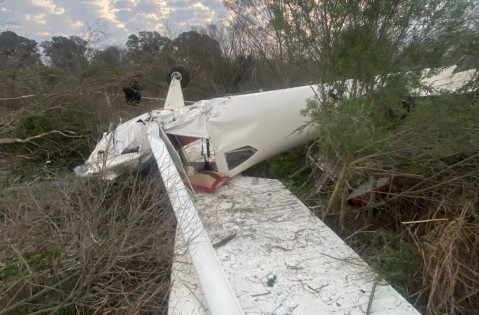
(146, 121, 244, 315)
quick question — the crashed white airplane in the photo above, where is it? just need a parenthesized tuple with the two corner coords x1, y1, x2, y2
(75, 65, 474, 314)
(75, 65, 475, 182)
(75, 76, 317, 181)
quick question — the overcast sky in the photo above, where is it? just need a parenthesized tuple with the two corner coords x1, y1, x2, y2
(0, 0, 228, 46)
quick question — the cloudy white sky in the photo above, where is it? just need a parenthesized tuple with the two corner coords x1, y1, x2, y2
(0, 0, 228, 46)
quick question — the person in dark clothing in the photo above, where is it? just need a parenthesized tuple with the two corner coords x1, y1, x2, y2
(123, 74, 142, 105)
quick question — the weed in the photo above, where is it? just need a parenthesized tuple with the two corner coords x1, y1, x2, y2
(0, 172, 176, 314)
(305, 83, 479, 313)
(244, 148, 314, 198)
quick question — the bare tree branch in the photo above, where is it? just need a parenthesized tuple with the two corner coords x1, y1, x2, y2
(0, 130, 80, 145)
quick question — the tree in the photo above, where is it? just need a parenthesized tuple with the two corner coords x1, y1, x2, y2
(169, 31, 225, 97)
(0, 31, 42, 68)
(125, 31, 172, 66)
(84, 46, 125, 78)
(190, 24, 264, 93)
(0, 31, 42, 98)
(41, 36, 89, 73)
(224, 0, 298, 86)
(125, 34, 139, 52)
(227, 2, 479, 314)
(227, 0, 475, 84)
(172, 31, 221, 67)
(92, 46, 122, 66)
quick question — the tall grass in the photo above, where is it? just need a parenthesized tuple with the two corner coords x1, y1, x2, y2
(306, 81, 479, 313)
(0, 172, 176, 314)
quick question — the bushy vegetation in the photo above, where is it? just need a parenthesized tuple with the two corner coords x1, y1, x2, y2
(0, 173, 176, 314)
(228, 0, 479, 313)
(1, 0, 479, 313)
(303, 36, 478, 315)
(0, 22, 316, 314)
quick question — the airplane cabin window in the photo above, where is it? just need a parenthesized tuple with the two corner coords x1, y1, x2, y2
(225, 146, 258, 170)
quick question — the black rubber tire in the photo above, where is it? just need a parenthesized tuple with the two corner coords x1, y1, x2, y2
(165, 65, 190, 88)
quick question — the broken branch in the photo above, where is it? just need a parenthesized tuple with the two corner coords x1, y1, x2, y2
(0, 130, 80, 145)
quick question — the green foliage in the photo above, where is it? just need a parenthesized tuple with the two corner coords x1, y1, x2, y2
(2, 96, 105, 182)
(125, 31, 172, 67)
(16, 113, 52, 138)
(92, 46, 122, 65)
(365, 230, 419, 296)
(398, 94, 479, 158)
(330, 24, 393, 81)
(33, 65, 64, 88)
(244, 149, 313, 197)
(229, 0, 475, 82)
(0, 257, 22, 282)
(268, 2, 479, 312)
(310, 97, 390, 162)
(305, 72, 422, 168)
(41, 36, 89, 74)
(306, 64, 479, 315)
(0, 10, 477, 314)
(0, 31, 42, 69)
(84, 61, 122, 78)
(0, 251, 58, 284)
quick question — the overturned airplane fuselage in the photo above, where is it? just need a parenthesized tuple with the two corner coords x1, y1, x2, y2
(75, 80, 316, 180)
(75, 65, 475, 181)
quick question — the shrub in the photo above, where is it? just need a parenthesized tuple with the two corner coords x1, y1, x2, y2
(306, 82, 479, 313)
(0, 172, 176, 314)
